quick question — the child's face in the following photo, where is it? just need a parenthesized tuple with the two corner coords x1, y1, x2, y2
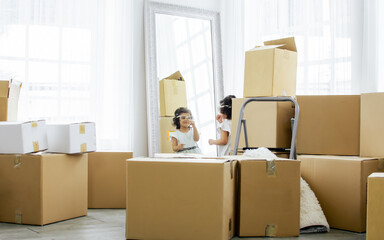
(178, 113, 192, 128)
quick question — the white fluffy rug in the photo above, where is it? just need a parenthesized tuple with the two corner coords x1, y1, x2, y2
(243, 148, 330, 233)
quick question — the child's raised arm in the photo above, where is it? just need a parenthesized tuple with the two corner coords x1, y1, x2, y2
(208, 128, 229, 146)
(190, 120, 199, 141)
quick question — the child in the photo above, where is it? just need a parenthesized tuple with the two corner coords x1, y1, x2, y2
(208, 95, 236, 156)
(169, 107, 202, 153)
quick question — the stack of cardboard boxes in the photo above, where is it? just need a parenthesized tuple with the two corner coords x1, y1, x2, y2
(212, 37, 301, 238)
(159, 71, 187, 153)
(231, 37, 297, 155)
(0, 80, 102, 225)
(125, 154, 301, 239)
(296, 93, 384, 233)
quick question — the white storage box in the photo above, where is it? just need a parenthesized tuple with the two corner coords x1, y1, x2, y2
(47, 122, 96, 154)
(0, 120, 47, 154)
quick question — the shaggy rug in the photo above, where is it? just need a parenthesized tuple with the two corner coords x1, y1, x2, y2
(243, 148, 330, 234)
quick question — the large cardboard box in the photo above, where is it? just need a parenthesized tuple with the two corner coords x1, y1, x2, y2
(0, 80, 22, 121)
(238, 158, 300, 237)
(88, 152, 133, 208)
(159, 116, 176, 153)
(296, 95, 360, 156)
(299, 155, 384, 232)
(243, 37, 297, 97)
(46, 122, 96, 154)
(361, 93, 384, 157)
(366, 172, 384, 240)
(126, 157, 236, 240)
(159, 71, 187, 117)
(0, 120, 47, 154)
(231, 98, 294, 152)
(0, 153, 88, 225)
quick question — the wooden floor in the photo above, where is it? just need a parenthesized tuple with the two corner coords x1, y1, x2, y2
(0, 209, 366, 240)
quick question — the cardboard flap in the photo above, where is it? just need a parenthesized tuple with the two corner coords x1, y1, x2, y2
(248, 45, 285, 52)
(0, 81, 10, 98)
(164, 71, 184, 81)
(264, 37, 297, 52)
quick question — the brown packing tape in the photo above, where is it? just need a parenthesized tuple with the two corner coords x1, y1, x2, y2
(79, 124, 85, 134)
(14, 155, 21, 168)
(33, 141, 39, 152)
(15, 210, 22, 224)
(80, 143, 87, 152)
(172, 81, 178, 95)
(265, 224, 277, 237)
(266, 160, 276, 177)
(378, 158, 383, 171)
(31, 121, 38, 128)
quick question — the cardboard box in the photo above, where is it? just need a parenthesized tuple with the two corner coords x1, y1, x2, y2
(238, 158, 300, 237)
(159, 116, 176, 153)
(361, 93, 384, 157)
(366, 172, 384, 240)
(0, 120, 47, 154)
(46, 122, 96, 154)
(0, 80, 22, 121)
(88, 152, 133, 208)
(0, 153, 88, 225)
(243, 37, 297, 97)
(159, 71, 187, 116)
(299, 155, 384, 232)
(231, 98, 294, 152)
(126, 157, 236, 240)
(296, 95, 360, 156)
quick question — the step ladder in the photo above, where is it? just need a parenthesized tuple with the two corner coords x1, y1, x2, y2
(233, 96, 299, 159)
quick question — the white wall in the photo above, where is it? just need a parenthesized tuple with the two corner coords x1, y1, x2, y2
(132, 0, 222, 157)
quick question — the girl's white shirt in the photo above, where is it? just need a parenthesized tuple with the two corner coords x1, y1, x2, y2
(169, 128, 201, 153)
(217, 119, 232, 157)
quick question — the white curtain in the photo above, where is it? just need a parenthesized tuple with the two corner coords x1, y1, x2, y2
(0, 0, 134, 151)
(221, 0, 244, 98)
(233, 0, 384, 95)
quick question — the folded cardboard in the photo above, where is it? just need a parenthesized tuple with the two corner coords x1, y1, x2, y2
(159, 71, 188, 117)
(0, 153, 88, 225)
(296, 95, 360, 156)
(126, 157, 236, 240)
(237, 158, 300, 237)
(231, 98, 294, 152)
(88, 152, 133, 208)
(361, 93, 384, 157)
(0, 80, 22, 121)
(0, 120, 47, 154)
(366, 172, 384, 240)
(46, 122, 96, 154)
(159, 116, 176, 153)
(243, 37, 297, 97)
(299, 155, 384, 232)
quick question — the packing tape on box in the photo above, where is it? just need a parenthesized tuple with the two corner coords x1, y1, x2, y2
(33, 141, 39, 152)
(80, 143, 87, 152)
(230, 160, 234, 179)
(378, 158, 383, 171)
(79, 124, 85, 134)
(266, 159, 276, 177)
(15, 210, 22, 224)
(14, 155, 21, 168)
(31, 121, 38, 128)
(265, 224, 277, 237)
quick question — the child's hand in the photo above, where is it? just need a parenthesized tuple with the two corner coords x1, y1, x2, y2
(216, 113, 223, 123)
(189, 120, 196, 127)
(178, 144, 185, 151)
(208, 139, 214, 145)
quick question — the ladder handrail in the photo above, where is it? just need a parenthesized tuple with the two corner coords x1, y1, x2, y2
(233, 96, 300, 159)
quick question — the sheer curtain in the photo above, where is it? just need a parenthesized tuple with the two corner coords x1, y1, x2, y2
(0, 0, 134, 151)
(237, 0, 384, 95)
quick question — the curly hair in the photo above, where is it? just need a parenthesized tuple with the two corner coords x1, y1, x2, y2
(219, 95, 236, 120)
(172, 107, 192, 129)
